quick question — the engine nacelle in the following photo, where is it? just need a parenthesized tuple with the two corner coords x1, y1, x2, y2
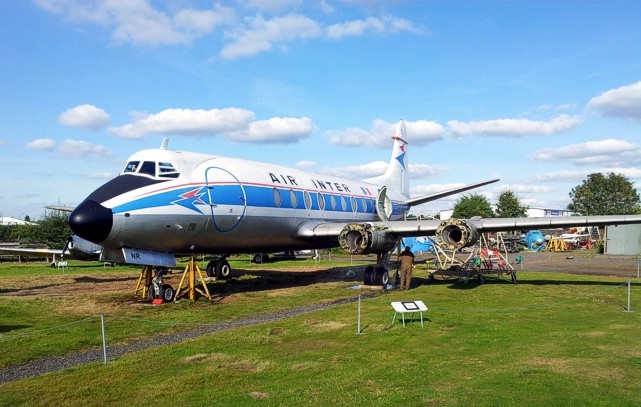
(435, 218, 481, 250)
(338, 223, 397, 255)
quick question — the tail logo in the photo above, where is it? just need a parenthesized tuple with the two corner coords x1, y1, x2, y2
(394, 142, 407, 170)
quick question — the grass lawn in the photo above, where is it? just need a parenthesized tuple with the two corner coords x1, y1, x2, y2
(1, 259, 640, 406)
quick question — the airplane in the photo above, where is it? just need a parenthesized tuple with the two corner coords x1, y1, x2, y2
(0, 235, 102, 267)
(522, 230, 547, 252)
(67, 120, 641, 289)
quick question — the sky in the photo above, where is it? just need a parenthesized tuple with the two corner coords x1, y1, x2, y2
(1, 0, 641, 220)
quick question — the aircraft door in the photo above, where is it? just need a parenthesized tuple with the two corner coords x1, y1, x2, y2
(376, 186, 393, 222)
(205, 167, 247, 232)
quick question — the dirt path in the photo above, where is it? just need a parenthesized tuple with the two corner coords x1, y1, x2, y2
(1, 251, 639, 298)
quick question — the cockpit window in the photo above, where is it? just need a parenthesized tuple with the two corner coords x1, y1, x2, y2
(121, 160, 180, 179)
(139, 161, 156, 176)
(123, 161, 140, 173)
(158, 162, 180, 178)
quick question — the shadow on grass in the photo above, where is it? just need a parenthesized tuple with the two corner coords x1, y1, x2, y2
(203, 263, 368, 302)
(0, 275, 137, 296)
(0, 325, 31, 333)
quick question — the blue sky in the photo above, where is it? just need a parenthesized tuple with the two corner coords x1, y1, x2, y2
(1, 0, 641, 220)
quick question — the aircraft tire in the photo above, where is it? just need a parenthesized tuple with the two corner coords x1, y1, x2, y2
(161, 284, 174, 302)
(374, 267, 389, 286)
(363, 265, 375, 285)
(206, 260, 216, 277)
(215, 260, 231, 279)
(252, 253, 267, 263)
(148, 284, 156, 300)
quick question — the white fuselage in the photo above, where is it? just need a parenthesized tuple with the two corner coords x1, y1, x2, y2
(73, 147, 409, 259)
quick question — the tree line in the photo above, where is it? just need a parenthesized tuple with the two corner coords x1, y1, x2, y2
(451, 172, 640, 219)
(0, 211, 71, 248)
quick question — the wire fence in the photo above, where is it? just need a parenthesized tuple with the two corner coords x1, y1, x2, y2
(0, 282, 638, 384)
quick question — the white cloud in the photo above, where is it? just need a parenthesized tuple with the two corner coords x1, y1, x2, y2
(599, 167, 641, 179)
(532, 139, 641, 166)
(320, 161, 387, 178)
(226, 117, 314, 143)
(57, 139, 111, 158)
(109, 108, 313, 143)
(327, 119, 444, 147)
(174, 5, 235, 35)
(408, 164, 443, 179)
(36, 1, 422, 59)
(109, 107, 255, 138)
(587, 81, 641, 120)
(58, 104, 110, 130)
(35, 0, 233, 46)
(532, 170, 590, 183)
(448, 114, 583, 138)
(295, 160, 317, 168)
(326, 15, 421, 39)
(26, 138, 56, 151)
(493, 184, 552, 193)
(246, 0, 303, 14)
(221, 14, 322, 59)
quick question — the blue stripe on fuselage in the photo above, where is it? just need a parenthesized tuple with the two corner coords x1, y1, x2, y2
(110, 183, 407, 217)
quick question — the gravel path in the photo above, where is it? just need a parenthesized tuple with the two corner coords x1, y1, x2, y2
(0, 293, 379, 384)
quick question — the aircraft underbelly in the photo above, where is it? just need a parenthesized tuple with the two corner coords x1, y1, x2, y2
(109, 212, 339, 254)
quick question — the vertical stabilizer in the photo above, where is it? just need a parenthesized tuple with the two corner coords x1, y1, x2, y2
(363, 120, 410, 199)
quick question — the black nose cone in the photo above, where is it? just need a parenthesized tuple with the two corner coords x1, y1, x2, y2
(69, 200, 113, 244)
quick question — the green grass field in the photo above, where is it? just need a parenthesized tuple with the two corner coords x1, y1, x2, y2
(1, 258, 640, 406)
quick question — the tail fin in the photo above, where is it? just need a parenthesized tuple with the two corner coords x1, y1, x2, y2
(364, 120, 410, 198)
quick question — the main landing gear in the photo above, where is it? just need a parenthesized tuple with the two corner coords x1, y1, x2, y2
(362, 252, 390, 286)
(205, 257, 232, 279)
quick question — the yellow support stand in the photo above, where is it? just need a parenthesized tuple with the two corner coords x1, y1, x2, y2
(133, 265, 153, 300)
(174, 255, 212, 302)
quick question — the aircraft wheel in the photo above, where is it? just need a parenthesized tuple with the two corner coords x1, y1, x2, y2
(363, 265, 375, 285)
(374, 267, 389, 286)
(50, 262, 56, 268)
(206, 260, 216, 277)
(148, 284, 156, 300)
(161, 284, 175, 302)
(215, 260, 231, 279)
(252, 253, 265, 263)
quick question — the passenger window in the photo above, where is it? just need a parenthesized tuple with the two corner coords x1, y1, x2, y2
(304, 191, 312, 210)
(330, 195, 337, 210)
(290, 190, 298, 208)
(351, 197, 357, 212)
(318, 193, 326, 211)
(273, 188, 282, 208)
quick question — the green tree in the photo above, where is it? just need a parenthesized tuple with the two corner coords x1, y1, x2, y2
(568, 172, 641, 215)
(33, 211, 72, 248)
(495, 189, 528, 218)
(452, 193, 494, 218)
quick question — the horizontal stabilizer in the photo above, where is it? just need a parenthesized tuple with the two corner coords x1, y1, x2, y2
(406, 179, 500, 207)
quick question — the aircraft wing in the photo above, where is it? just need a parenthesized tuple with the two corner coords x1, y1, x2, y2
(299, 214, 641, 253)
(45, 205, 75, 212)
(405, 179, 500, 207)
(0, 247, 63, 257)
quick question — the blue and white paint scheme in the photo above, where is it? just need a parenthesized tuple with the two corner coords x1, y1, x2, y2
(69, 120, 641, 284)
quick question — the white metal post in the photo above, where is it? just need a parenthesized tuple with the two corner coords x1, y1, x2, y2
(100, 313, 108, 363)
(357, 294, 362, 334)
